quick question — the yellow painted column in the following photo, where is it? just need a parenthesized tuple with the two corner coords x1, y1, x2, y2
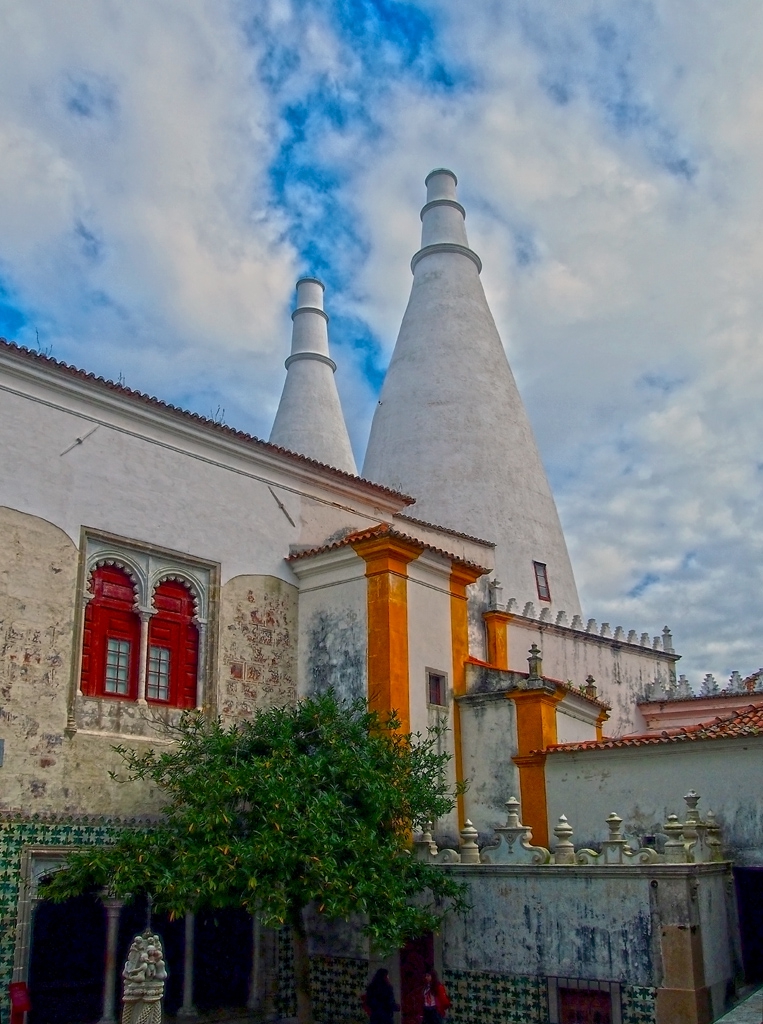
(483, 609, 513, 670)
(450, 564, 487, 827)
(352, 534, 423, 733)
(511, 687, 565, 848)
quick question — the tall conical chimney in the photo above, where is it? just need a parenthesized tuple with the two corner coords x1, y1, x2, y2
(363, 170, 581, 616)
(270, 278, 357, 474)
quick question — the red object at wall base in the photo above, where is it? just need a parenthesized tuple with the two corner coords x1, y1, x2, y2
(8, 982, 32, 1024)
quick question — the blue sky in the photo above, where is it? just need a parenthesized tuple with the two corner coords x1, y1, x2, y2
(2, 0, 763, 685)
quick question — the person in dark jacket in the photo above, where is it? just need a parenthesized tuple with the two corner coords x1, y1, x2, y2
(364, 968, 400, 1024)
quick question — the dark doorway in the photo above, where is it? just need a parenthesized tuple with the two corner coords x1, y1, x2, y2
(28, 891, 105, 1024)
(559, 988, 612, 1024)
(400, 932, 434, 1024)
(734, 866, 763, 983)
(194, 907, 253, 1010)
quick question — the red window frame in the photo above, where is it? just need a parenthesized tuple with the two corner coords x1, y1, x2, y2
(533, 561, 551, 602)
(81, 568, 199, 709)
(81, 565, 141, 699)
(147, 579, 199, 709)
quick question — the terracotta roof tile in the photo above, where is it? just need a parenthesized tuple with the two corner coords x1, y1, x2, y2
(287, 522, 490, 573)
(545, 702, 763, 753)
(0, 338, 413, 503)
(394, 513, 495, 547)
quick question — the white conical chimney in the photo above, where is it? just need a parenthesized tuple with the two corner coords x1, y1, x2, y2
(363, 170, 581, 616)
(270, 278, 357, 474)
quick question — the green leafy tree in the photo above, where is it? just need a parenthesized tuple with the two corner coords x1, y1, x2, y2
(41, 691, 467, 1023)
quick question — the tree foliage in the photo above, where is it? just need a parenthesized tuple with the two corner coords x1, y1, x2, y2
(41, 690, 466, 967)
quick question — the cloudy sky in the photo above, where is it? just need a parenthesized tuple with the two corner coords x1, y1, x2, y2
(2, 0, 762, 687)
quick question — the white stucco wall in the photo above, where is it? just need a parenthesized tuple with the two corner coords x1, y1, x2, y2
(506, 618, 677, 737)
(0, 354, 405, 590)
(545, 739, 763, 864)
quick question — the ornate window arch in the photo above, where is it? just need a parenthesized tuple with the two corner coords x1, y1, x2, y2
(81, 565, 141, 699)
(146, 578, 199, 707)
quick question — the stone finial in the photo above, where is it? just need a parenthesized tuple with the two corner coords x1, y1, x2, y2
(652, 636, 661, 650)
(414, 822, 438, 861)
(586, 619, 597, 633)
(663, 814, 687, 863)
(553, 815, 576, 864)
(705, 811, 724, 861)
(728, 670, 743, 693)
(577, 812, 659, 866)
(122, 930, 167, 1024)
(640, 633, 650, 646)
(527, 643, 543, 681)
(600, 623, 612, 638)
(584, 675, 597, 699)
(613, 626, 625, 641)
(488, 579, 503, 610)
(489, 797, 550, 865)
(505, 597, 519, 614)
(523, 602, 536, 619)
(662, 626, 674, 653)
(571, 615, 583, 629)
(556, 610, 568, 626)
(539, 607, 552, 622)
(459, 820, 481, 864)
(627, 629, 638, 644)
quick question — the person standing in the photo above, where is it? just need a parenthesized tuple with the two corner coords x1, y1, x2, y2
(421, 968, 451, 1024)
(364, 967, 400, 1024)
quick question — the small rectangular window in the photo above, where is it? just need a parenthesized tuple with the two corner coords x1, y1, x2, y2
(105, 638, 131, 695)
(533, 561, 551, 602)
(427, 671, 446, 707)
(148, 645, 171, 701)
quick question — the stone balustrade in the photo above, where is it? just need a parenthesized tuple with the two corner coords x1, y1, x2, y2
(415, 790, 726, 866)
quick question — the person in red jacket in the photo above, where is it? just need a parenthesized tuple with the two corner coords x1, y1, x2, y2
(420, 968, 451, 1024)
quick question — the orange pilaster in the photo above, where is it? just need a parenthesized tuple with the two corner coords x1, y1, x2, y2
(484, 609, 513, 670)
(450, 564, 488, 826)
(511, 687, 565, 848)
(352, 534, 424, 734)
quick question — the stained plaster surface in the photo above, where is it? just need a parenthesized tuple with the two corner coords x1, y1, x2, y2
(545, 740, 763, 863)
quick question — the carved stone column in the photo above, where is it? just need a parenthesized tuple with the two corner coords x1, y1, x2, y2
(99, 897, 124, 1024)
(177, 911, 198, 1018)
(137, 609, 153, 704)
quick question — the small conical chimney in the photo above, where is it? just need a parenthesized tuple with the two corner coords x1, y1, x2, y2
(269, 278, 357, 474)
(363, 171, 581, 616)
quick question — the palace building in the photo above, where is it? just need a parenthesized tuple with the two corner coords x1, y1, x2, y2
(0, 171, 759, 1024)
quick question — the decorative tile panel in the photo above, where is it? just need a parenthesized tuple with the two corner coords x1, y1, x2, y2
(443, 968, 547, 1024)
(0, 813, 133, 1018)
(621, 985, 657, 1024)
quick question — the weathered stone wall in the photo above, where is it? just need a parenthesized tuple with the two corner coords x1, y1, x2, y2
(0, 507, 166, 817)
(545, 740, 763, 865)
(458, 692, 520, 838)
(217, 575, 298, 718)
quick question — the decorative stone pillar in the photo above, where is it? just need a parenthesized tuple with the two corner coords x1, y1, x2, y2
(99, 896, 124, 1024)
(177, 911, 198, 1018)
(136, 610, 153, 704)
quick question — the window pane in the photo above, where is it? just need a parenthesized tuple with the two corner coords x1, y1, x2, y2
(105, 638, 131, 695)
(428, 672, 446, 706)
(148, 645, 171, 701)
(533, 561, 551, 601)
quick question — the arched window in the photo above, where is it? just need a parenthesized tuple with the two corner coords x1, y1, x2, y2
(147, 579, 199, 708)
(81, 565, 140, 698)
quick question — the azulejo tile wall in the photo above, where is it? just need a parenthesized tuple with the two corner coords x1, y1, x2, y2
(276, 930, 368, 1023)
(621, 985, 657, 1024)
(0, 812, 137, 1018)
(443, 968, 547, 1024)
